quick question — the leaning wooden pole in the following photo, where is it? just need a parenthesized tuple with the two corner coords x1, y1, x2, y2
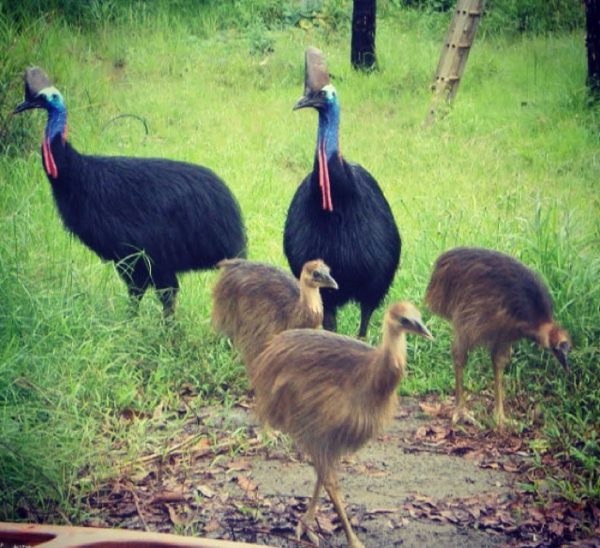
(425, 0, 485, 126)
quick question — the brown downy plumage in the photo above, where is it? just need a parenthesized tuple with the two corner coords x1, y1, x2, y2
(252, 302, 432, 548)
(212, 259, 338, 367)
(425, 247, 571, 428)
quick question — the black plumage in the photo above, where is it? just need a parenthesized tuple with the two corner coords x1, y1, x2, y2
(284, 48, 400, 337)
(14, 67, 246, 315)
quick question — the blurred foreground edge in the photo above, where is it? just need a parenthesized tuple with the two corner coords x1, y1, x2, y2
(0, 522, 269, 547)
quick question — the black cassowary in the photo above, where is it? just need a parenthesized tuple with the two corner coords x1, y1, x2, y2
(284, 48, 401, 338)
(14, 67, 246, 316)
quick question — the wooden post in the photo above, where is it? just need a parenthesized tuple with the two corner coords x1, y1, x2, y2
(351, 0, 377, 71)
(425, 0, 485, 125)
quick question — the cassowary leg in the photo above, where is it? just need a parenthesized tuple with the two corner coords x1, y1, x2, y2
(296, 473, 322, 545)
(154, 272, 179, 318)
(358, 302, 376, 338)
(491, 344, 512, 429)
(116, 261, 151, 313)
(451, 336, 478, 425)
(322, 307, 337, 332)
(323, 467, 364, 548)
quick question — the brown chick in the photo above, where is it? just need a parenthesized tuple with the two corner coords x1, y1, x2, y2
(251, 302, 432, 548)
(425, 247, 571, 428)
(212, 259, 338, 367)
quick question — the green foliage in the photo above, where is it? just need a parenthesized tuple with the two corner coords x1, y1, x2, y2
(391, 0, 585, 34)
(0, 1, 598, 523)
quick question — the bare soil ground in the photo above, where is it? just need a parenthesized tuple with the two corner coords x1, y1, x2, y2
(82, 397, 598, 547)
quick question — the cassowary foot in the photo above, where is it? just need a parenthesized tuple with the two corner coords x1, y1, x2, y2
(452, 407, 481, 428)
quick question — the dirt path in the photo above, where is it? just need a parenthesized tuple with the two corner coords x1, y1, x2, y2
(83, 398, 591, 547)
(243, 400, 513, 547)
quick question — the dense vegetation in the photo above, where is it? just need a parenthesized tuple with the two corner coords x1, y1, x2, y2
(1, 0, 598, 527)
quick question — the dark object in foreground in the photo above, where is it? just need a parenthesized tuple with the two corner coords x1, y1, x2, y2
(14, 67, 246, 316)
(252, 302, 432, 547)
(425, 247, 571, 428)
(284, 47, 400, 337)
(212, 258, 337, 367)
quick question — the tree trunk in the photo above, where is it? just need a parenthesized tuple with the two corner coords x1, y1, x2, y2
(351, 0, 377, 71)
(585, 0, 600, 99)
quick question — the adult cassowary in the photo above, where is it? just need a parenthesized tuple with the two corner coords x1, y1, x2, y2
(14, 67, 246, 316)
(284, 48, 401, 337)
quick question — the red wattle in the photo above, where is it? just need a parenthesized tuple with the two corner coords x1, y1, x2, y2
(43, 138, 58, 179)
(323, 151, 332, 212)
(318, 142, 334, 212)
(318, 144, 326, 210)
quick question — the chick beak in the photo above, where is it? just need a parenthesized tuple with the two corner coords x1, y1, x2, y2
(318, 269, 338, 290)
(553, 343, 570, 373)
(414, 320, 433, 341)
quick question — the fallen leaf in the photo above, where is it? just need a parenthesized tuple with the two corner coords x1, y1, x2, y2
(316, 514, 337, 534)
(227, 459, 252, 472)
(419, 402, 443, 416)
(167, 504, 186, 526)
(197, 484, 215, 498)
(150, 490, 185, 504)
(502, 462, 520, 473)
(191, 438, 212, 457)
(415, 424, 451, 442)
(236, 475, 258, 493)
(367, 507, 397, 515)
(204, 519, 220, 533)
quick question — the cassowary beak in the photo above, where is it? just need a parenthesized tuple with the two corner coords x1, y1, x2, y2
(552, 342, 570, 373)
(14, 97, 42, 114)
(293, 93, 325, 111)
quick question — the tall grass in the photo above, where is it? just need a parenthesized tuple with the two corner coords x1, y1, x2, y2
(0, 1, 598, 521)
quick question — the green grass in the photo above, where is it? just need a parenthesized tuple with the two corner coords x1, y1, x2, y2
(1, 2, 599, 522)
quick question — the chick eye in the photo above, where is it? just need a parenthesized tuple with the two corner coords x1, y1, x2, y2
(312, 271, 322, 279)
(400, 318, 411, 327)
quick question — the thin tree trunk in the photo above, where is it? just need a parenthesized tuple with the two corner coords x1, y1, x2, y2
(585, 0, 600, 99)
(351, 0, 377, 71)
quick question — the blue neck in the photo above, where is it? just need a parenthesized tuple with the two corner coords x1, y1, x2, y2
(317, 99, 340, 160)
(45, 104, 67, 143)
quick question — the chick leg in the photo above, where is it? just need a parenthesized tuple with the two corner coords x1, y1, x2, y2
(323, 468, 364, 548)
(451, 336, 478, 425)
(296, 475, 322, 545)
(492, 344, 512, 429)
